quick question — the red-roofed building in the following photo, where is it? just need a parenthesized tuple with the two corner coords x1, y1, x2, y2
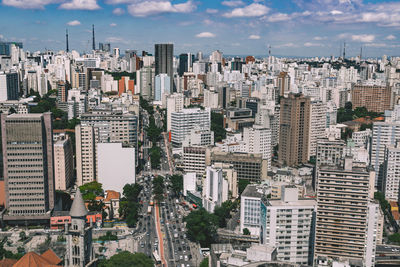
(11, 249, 61, 267)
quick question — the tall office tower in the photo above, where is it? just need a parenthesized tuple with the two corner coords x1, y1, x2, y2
(309, 101, 327, 157)
(54, 135, 74, 191)
(315, 158, 379, 267)
(66, 29, 69, 53)
(56, 80, 67, 103)
(0, 71, 19, 101)
(243, 125, 272, 171)
(202, 165, 228, 213)
(171, 108, 210, 146)
(371, 121, 400, 189)
(154, 74, 171, 101)
(75, 125, 99, 186)
(113, 47, 120, 58)
(210, 50, 223, 63)
(278, 93, 311, 166)
(155, 43, 173, 90)
(178, 53, 194, 76)
(166, 93, 184, 132)
(99, 43, 111, 52)
(277, 71, 290, 96)
(1, 113, 55, 222)
(137, 66, 154, 100)
(92, 24, 95, 50)
(261, 186, 317, 265)
(383, 143, 400, 201)
(0, 42, 23, 56)
(351, 84, 391, 113)
(197, 51, 203, 61)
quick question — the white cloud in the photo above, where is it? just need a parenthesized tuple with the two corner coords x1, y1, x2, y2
(385, 34, 396, 40)
(2, 0, 58, 9)
(0, 35, 4, 40)
(195, 32, 216, 38)
(106, 37, 129, 44)
(304, 42, 323, 47)
(59, 0, 100, 10)
(279, 43, 298, 48)
(110, 23, 117, 27)
(203, 19, 213, 25)
(351, 34, 375, 43)
(330, 10, 343, 15)
(249, 35, 260, 40)
(223, 3, 269, 18)
(313, 36, 327, 40)
(267, 13, 290, 22)
(365, 43, 387, 47)
(206, 8, 218, 14)
(112, 7, 125, 15)
(128, 0, 196, 17)
(67, 20, 81, 26)
(221, 0, 244, 7)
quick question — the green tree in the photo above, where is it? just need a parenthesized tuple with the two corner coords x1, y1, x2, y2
(67, 118, 81, 129)
(211, 112, 226, 142)
(169, 174, 183, 195)
(19, 231, 27, 241)
(238, 179, 250, 195)
(243, 228, 250, 235)
(388, 233, 400, 245)
(199, 258, 209, 267)
(98, 231, 118, 242)
(153, 176, 164, 203)
(119, 183, 143, 228)
(79, 181, 104, 201)
(374, 191, 390, 211)
(99, 251, 153, 267)
(150, 145, 161, 169)
(184, 208, 218, 247)
(213, 200, 237, 228)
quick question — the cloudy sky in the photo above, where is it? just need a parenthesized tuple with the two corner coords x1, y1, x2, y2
(0, 0, 399, 57)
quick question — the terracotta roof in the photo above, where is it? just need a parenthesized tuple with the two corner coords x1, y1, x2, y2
(105, 190, 120, 200)
(41, 250, 61, 265)
(12, 250, 60, 267)
(390, 201, 398, 208)
(393, 210, 400, 221)
(0, 258, 17, 267)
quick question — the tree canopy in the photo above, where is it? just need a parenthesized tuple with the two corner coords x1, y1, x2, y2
(99, 251, 153, 267)
(119, 183, 143, 228)
(184, 208, 218, 247)
(211, 112, 226, 142)
(388, 233, 400, 246)
(213, 200, 238, 228)
(79, 181, 104, 201)
(169, 174, 183, 195)
(153, 176, 164, 203)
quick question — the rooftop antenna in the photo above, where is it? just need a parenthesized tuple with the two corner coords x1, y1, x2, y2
(92, 24, 95, 51)
(343, 41, 346, 59)
(268, 44, 271, 57)
(360, 46, 362, 61)
(339, 43, 342, 59)
(66, 29, 69, 53)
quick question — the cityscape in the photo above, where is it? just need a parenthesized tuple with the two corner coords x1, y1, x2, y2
(0, 0, 400, 267)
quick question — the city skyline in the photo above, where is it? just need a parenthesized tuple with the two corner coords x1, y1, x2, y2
(0, 0, 399, 57)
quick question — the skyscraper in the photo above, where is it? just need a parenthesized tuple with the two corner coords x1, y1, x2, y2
(314, 157, 380, 267)
(178, 53, 194, 76)
(1, 113, 55, 222)
(0, 71, 19, 101)
(155, 43, 173, 90)
(92, 24, 95, 51)
(278, 93, 311, 166)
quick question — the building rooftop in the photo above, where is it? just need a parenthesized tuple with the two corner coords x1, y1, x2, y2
(241, 184, 267, 198)
(267, 198, 316, 207)
(69, 189, 88, 217)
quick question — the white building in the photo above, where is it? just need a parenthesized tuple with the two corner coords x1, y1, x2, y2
(240, 184, 266, 236)
(202, 165, 228, 213)
(309, 101, 327, 157)
(261, 186, 317, 265)
(183, 172, 196, 196)
(183, 146, 207, 178)
(76, 125, 99, 186)
(97, 143, 135, 193)
(182, 127, 214, 147)
(243, 125, 272, 170)
(154, 73, 170, 101)
(54, 135, 74, 191)
(352, 129, 371, 148)
(166, 93, 184, 131)
(171, 107, 211, 146)
(383, 143, 400, 201)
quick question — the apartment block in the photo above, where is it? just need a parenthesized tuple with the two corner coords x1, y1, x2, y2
(76, 124, 99, 186)
(54, 135, 74, 191)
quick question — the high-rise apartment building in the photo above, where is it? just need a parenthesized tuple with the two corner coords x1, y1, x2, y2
(261, 186, 317, 265)
(155, 43, 173, 90)
(314, 158, 379, 267)
(0, 42, 23, 56)
(371, 121, 400, 189)
(56, 80, 67, 103)
(309, 101, 327, 157)
(277, 71, 290, 96)
(279, 93, 311, 166)
(166, 93, 184, 132)
(183, 146, 207, 178)
(240, 184, 266, 236)
(75, 125, 99, 186)
(202, 165, 228, 213)
(137, 66, 154, 99)
(1, 113, 55, 222)
(351, 84, 391, 113)
(54, 135, 74, 191)
(316, 137, 345, 167)
(154, 73, 171, 101)
(243, 125, 272, 171)
(171, 108, 210, 146)
(0, 71, 19, 101)
(383, 143, 400, 201)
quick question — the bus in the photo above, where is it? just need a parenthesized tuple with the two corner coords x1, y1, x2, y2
(149, 198, 154, 206)
(152, 251, 162, 265)
(147, 206, 152, 214)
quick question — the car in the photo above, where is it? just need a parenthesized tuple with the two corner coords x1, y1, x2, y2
(392, 248, 400, 252)
(179, 255, 183, 260)
(184, 255, 188, 261)
(140, 243, 145, 248)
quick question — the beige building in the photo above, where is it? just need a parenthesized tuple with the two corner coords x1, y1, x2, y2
(54, 135, 74, 191)
(279, 93, 311, 166)
(351, 84, 391, 113)
(76, 124, 99, 186)
(315, 158, 381, 267)
(1, 113, 55, 222)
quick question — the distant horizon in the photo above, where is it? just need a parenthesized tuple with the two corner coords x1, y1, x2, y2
(1, 0, 399, 57)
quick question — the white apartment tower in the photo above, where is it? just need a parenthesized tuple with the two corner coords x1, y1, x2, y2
(202, 165, 228, 213)
(383, 143, 400, 201)
(309, 101, 327, 157)
(166, 93, 184, 132)
(260, 186, 317, 265)
(76, 125, 99, 186)
(243, 125, 272, 170)
(171, 107, 211, 146)
(54, 135, 74, 191)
